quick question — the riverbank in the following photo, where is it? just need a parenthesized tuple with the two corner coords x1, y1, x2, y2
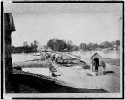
(13, 59, 49, 68)
(12, 71, 108, 93)
(13, 58, 120, 68)
(103, 58, 120, 66)
(12, 57, 120, 93)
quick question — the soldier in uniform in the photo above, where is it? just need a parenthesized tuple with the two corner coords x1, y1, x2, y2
(100, 61, 106, 74)
(49, 61, 57, 77)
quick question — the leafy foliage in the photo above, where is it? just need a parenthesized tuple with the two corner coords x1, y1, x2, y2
(12, 40, 39, 53)
(46, 39, 67, 52)
(79, 40, 120, 50)
(12, 39, 120, 53)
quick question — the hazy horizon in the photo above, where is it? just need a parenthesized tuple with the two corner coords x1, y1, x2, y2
(4, 3, 122, 47)
(12, 13, 120, 46)
(12, 38, 119, 47)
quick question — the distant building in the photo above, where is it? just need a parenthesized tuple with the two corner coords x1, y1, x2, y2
(91, 53, 102, 60)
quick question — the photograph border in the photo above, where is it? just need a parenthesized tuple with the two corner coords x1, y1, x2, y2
(1, 1, 124, 99)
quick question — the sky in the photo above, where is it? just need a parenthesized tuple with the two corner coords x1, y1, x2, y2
(4, 3, 122, 46)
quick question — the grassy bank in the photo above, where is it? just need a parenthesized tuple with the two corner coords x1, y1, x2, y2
(12, 59, 50, 68)
(103, 58, 120, 66)
(12, 58, 84, 68)
(12, 58, 120, 69)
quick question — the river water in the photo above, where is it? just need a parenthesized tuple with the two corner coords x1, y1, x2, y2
(71, 50, 120, 59)
(12, 52, 41, 62)
(12, 50, 120, 62)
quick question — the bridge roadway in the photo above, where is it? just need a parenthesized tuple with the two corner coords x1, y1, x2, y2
(45, 52, 120, 93)
(51, 61, 120, 93)
(15, 61, 120, 93)
(15, 52, 120, 93)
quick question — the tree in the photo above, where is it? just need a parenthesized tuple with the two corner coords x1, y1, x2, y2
(72, 45, 79, 51)
(46, 39, 67, 52)
(80, 43, 88, 50)
(115, 40, 120, 50)
(99, 43, 105, 49)
(88, 42, 93, 50)
(102, 41, 114, 49)
(66, 40, 73, 51)
(46, 39, 55, 50)
(115, 40, 120, 47)
(55, 39, 67, 52)
(93, 43, 99, 49)
(66, 40, 73, 45)
(22, 41, 29, 52)
(23, 41, 28, 47)
(67, 44, 73, 51)
(111, 41, 115, 46)
(33, 40, 39, 52)
(102, 41, 109, 48)
(30, 43, 34, 51)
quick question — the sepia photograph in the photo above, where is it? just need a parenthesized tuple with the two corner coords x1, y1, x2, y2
(3, 1, 123, 99)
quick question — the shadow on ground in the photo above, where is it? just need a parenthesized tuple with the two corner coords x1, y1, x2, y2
(104, 71, 115, 75)
(10, 73, 108, 93)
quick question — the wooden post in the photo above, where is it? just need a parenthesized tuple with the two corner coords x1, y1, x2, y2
(4, 13, 19, 93)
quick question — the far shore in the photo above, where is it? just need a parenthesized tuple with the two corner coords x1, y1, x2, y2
(12, 48, 120, 54)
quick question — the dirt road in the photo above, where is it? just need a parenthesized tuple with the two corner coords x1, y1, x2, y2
(56, 63, 120, 93)
(19, 58, 120, 93)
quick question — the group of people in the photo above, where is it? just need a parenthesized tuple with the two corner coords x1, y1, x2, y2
(47, 53, 64, 77)
(92, 60, 106, 75)
(50, 53, 63, 63)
